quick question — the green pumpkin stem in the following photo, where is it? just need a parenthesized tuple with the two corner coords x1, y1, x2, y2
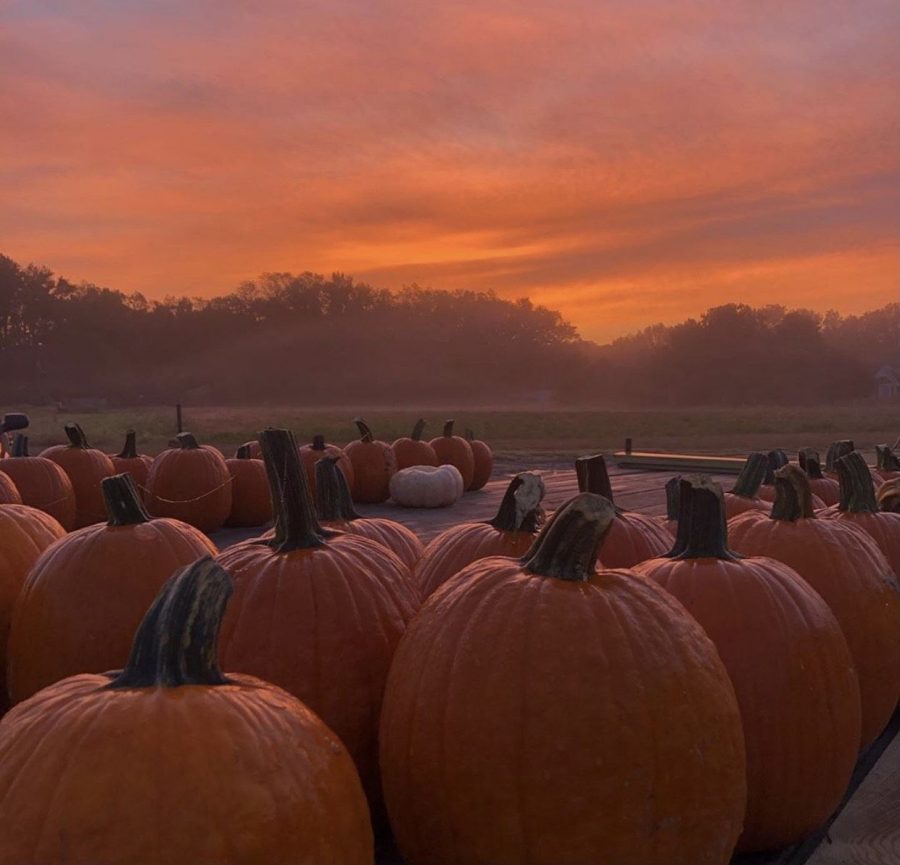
(64, 423, 90, 449)
(443, 420, 455, 438)
(575, 454, 618, 509)
(670, 477, 741, 561)
(798, 448, 825, 479)
(771, 464, 817, 521)
(521, 492, 616, 582)
(116, 430, 139, 459)
(825, 440, 854, 474)
(259, 427, 327, 551)
(353, 418, 374, 443)
(410, 419, 427, 441)
(730, 452, 767, 498)
(763, 450, 789, 485)
(488, 472, 545, 533)
(103, 473, 151, 526)
(836, 451, 879, 514)
(107, 556, 232, 689)
(176, 432, 201, 450)
(11, 434, 28, 458)
(315, 456, 361, 522)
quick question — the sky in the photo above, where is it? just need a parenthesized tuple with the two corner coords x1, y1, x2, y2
(2, 0, 898, 343)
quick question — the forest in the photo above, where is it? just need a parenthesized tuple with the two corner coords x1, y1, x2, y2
(0, 253, 896, 406)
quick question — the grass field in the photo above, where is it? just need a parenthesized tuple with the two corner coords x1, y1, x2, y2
(9, 403, 898, 465)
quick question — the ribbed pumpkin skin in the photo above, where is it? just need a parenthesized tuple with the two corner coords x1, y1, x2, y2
(344, 441, 396, 503)
(466, 439, 493, 490)
(728, 511, 900, 747)
(7, 519, 217, 704)
(216, 535, 419, 807)
(757, 485, 826, 509)
(299, 442, 354, 498)
(599, 512, 672, 569)
(723, 493, 768, 520)
(0, 472, 21, 504)
(0, 457, 76, 530)
(429, 435, 475, 490)
(807, 476, 841, 506)
(0, 506, 66, 709)
(415, 522, 537, 599)
(109, 454, 153, 489)
(0, 674, 373, 865)
(225, 457, 273, 527)
(322, 518, 423, 571)
(146, 445, 232, 532)
(391, 438, 438, 470)
(825, 510, 900, 576)
(381, 561, 747, 865)
(633, 555, 861, 852)
(40, 444, 115, 528)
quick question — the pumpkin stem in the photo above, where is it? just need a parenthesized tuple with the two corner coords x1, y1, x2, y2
(11, 434, 28, 457)
(64, 423, 91, 449)
(670, 476, 741, 561)
(176, 432, 201, 450)
(464, 428, 475, 442)
(521, 492, 616, 582)
(311, 435, 326, 451)
(103, 473, 151, 526)
(353, 418, 374, 443)
(259, 427, 327, 551)
(107, 556, 231, 689)
(574, 454, 618, 509)
(836, 451, 879, 514)
(488, 472, 545, 532)
(730, 452, 767, 498)
(410, 419, 427, 441)
(763, 449, 789, 485)
(664, 476, 692, 558)
(664, 475, 682, 521)
(825, 440, 855, 474)
(771, 464, 817, 521)
(876, 445, 900, 472)
(443, 420, 455, 438)
(116, 430, 139, 459)
(798, 448, 825, 479)
(315, 456, 361, 522)
(235, 444, 253, 460)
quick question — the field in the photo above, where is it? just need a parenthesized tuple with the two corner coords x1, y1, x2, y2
(13, 402, 899, 467)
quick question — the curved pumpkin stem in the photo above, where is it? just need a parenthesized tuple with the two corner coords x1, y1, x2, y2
(103, 473, 151, 526)
(315, 456, 361, 522)
(574, 454, 619, 510)
(353, 418, 374, 443)
(763, 449, 789, 485)
(876, 445, 900, 472)
(729, 452, 767, 498)
(670, 476, 741, 561)
(825, 440, 855, 474)
(410, 419, 427, 441)
(259, 427, 327, 551)
(798, 448, 825, 479)
(521, 492, 616, 582)
(11, 434, 28, 458)
(64, 423, 90, 449)
(488, 472, 545, 533)
(836, 451, 879, 514)
(107, 556, 232, 689)
(116, 430, 139, 459)
(771, 464, 817, 521)
(443, 420, 455, 438)
(176, 432, 201, 450)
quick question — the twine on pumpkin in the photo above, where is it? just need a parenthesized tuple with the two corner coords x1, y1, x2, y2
(136, 477, 233, 505)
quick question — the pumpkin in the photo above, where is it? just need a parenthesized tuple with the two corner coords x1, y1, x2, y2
(875, 444, 900, 481)
(0, 471, 21, 505)
(464, 428, 493, 490)
(575, 453, 671, 567)
(216, 429, 419, 814)
(391, 419, 438, 469)
(878, 478, 900, 513)
(389, 464, 464, 509)
(723, 452, 771, 518)
(343, 418, 397, 503)
(634, 477, 861, 853)
(298, 434, 354, 498)
(7, 473, 217, 705)
(0, 435, 76, 530)
(315, 455, 423, 570)
(145, 431, 233, 532)
(822, 451, 900, 576)
(40, 423, 116, 527)
(415, 472, 545, 599)
(429, 419, 475, 490)
(0, 505, 66, 712)
(825, 439, 882, 485)
(236, 439, 262, 459)
(0, 557, 374, 865)
(225, 444, 273, 527)
(797, 447, 841, 505)
(109, 429, 153, 491)
(729, 464, 900, 748)
(381, 493, 747, 865)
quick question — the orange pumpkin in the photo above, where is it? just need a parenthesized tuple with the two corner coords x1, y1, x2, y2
(40, 423, 116, 527)
(216, 429, 419, 813)
(429, 419, 475, 490)
(146, 432, 232, 532)
(298, 434, 354, 497)
(415, 472, 545, 599)
(875, 444, 900, 481)
(723, 452, 770, 518)
(0, 435, 76, 530)
(634, 477, 861, 853)
(109, 430, 153, 491)
(798, 447, 841, 505)
(343, 418, 397, 504)
(381, 493, 747, 865)
(0, 471, 21, 505)
(391, 419, 438, 470)
(878, 477, 900, 513)
(236, 439, 263, 459)
(729, 464, 900, 748)
(0, 557, 374, 865)
(464, 428, 493, 490)
(575, 453, 671, 567)
(225, 445, 273, 527)
(7, 474, 217, 705)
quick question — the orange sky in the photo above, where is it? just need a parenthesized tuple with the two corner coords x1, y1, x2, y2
(2, 1, 898, 342)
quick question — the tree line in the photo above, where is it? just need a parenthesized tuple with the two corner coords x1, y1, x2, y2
(0, 253, 895, 406)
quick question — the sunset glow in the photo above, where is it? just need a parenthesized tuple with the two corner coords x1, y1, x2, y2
(3, 0, 897, 342)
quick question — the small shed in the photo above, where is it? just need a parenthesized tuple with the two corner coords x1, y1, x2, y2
(875, 366, 900, 400)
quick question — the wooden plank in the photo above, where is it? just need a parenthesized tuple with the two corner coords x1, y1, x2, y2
(615, 450, 747, 473)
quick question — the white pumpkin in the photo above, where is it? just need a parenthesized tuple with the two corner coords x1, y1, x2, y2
(389, 464, 464, 508)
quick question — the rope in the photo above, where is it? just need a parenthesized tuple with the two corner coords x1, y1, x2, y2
(136, 477, 233, 505)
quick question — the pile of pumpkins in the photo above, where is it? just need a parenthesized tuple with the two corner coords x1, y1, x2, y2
(0, 428, 898, 864)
